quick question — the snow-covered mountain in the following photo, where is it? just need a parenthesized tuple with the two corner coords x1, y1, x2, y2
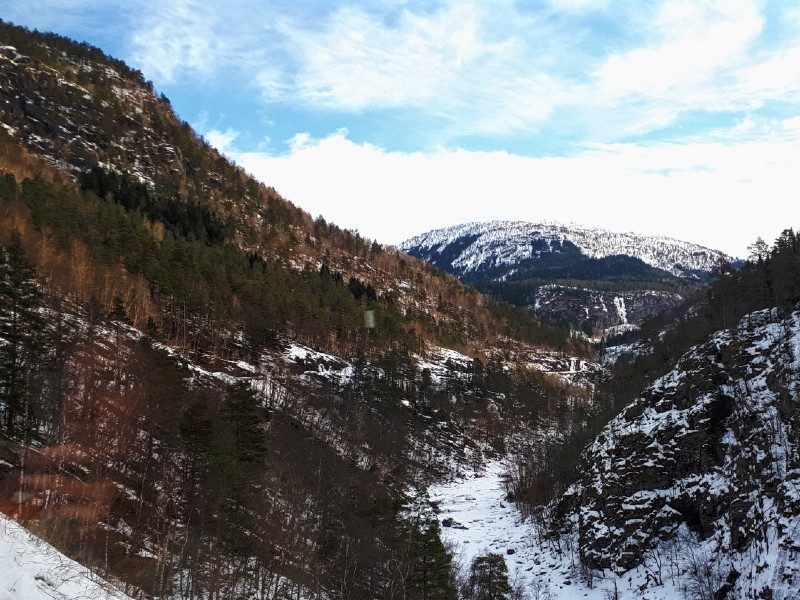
(400, 221, 737, 281)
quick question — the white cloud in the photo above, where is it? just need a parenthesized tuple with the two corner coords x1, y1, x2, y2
(545, 0, 611, 12)
(127, 0, 273, 84)
(256, 0, 800, 143)
(204, 128, 240, 156)
(274, 3, 517, 108)
(235, 128, 800, 257)
(589, 0, 766, 133)
(257, 66, 293, 102)
(129, 0, 219, 82)
(11, 0, 800, 257)
(264, 2, 567, 137)
(735, 44, 800, 102)
(121, 0, 800, 146)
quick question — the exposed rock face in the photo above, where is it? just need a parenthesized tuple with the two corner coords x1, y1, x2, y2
(560, 307, 800, 597)
(533, 285, 682, 330)
(0, 43, 178, 181)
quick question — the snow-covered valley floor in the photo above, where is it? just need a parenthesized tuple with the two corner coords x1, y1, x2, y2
(430, 461, 689, 600)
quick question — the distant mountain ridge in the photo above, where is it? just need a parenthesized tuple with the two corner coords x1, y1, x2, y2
(400, 220, 737, 282)
(401, 221, 739, 333)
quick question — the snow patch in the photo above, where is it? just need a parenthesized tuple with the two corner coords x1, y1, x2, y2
(0, 513, 135, 600)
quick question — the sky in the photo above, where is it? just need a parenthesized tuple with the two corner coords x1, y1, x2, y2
(2, 0, 800, 257)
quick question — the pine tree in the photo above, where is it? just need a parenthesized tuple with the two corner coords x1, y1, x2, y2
(407, 521, 457, 600)
(223, 380, 268, 465)
(468, 552, 513, 600)
(0, 230, 45, 435)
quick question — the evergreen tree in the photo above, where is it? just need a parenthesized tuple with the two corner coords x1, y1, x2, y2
(223, 380, 268, 465)
(468, 553, 513, 600)
(407, 521, 457, 600)
(0, 230, 45, 435)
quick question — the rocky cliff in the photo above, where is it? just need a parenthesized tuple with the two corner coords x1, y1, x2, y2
(533, 285, 683, 332)
(559, 306, 800, 598)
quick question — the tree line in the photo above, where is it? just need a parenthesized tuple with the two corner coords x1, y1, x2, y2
(0, 238, 467, 598)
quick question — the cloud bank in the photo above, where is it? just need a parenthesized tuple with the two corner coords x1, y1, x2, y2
(115, 0, 800, 145)
(233, 124, 800, 257)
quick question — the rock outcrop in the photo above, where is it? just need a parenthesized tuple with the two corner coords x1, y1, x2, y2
(533, 285, 683, 331)
(560, 307, 800, 597)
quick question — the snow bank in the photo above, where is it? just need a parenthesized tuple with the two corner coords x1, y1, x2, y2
(0, 512, 134, 600)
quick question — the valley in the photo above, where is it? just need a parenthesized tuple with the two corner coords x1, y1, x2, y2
(0, 16, 799, 600)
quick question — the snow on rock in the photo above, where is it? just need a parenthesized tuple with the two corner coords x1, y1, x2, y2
(533, 285, 682, 330)
(0, 512, 135, 600)
(558, 306, 800, 598)
(601, 339, 648, 364)
(283, 343, 354, 385)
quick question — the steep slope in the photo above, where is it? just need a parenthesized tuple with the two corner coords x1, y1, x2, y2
(0, 25, 297, 256)
(0, 19, 588, 358)
(558, 305, 800, 598)
(534, 285, 683, 333)
(0, 266, 601, 599)
(425, 303, 800, 600)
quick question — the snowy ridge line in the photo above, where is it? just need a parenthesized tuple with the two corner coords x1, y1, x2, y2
(400, 220, 737, 279)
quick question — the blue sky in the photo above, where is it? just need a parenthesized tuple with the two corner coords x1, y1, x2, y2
(3, 0, 800, 257)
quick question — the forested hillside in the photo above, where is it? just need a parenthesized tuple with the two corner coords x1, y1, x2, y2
(0, 19, 594, 599)
(4, 19, 589, 352)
